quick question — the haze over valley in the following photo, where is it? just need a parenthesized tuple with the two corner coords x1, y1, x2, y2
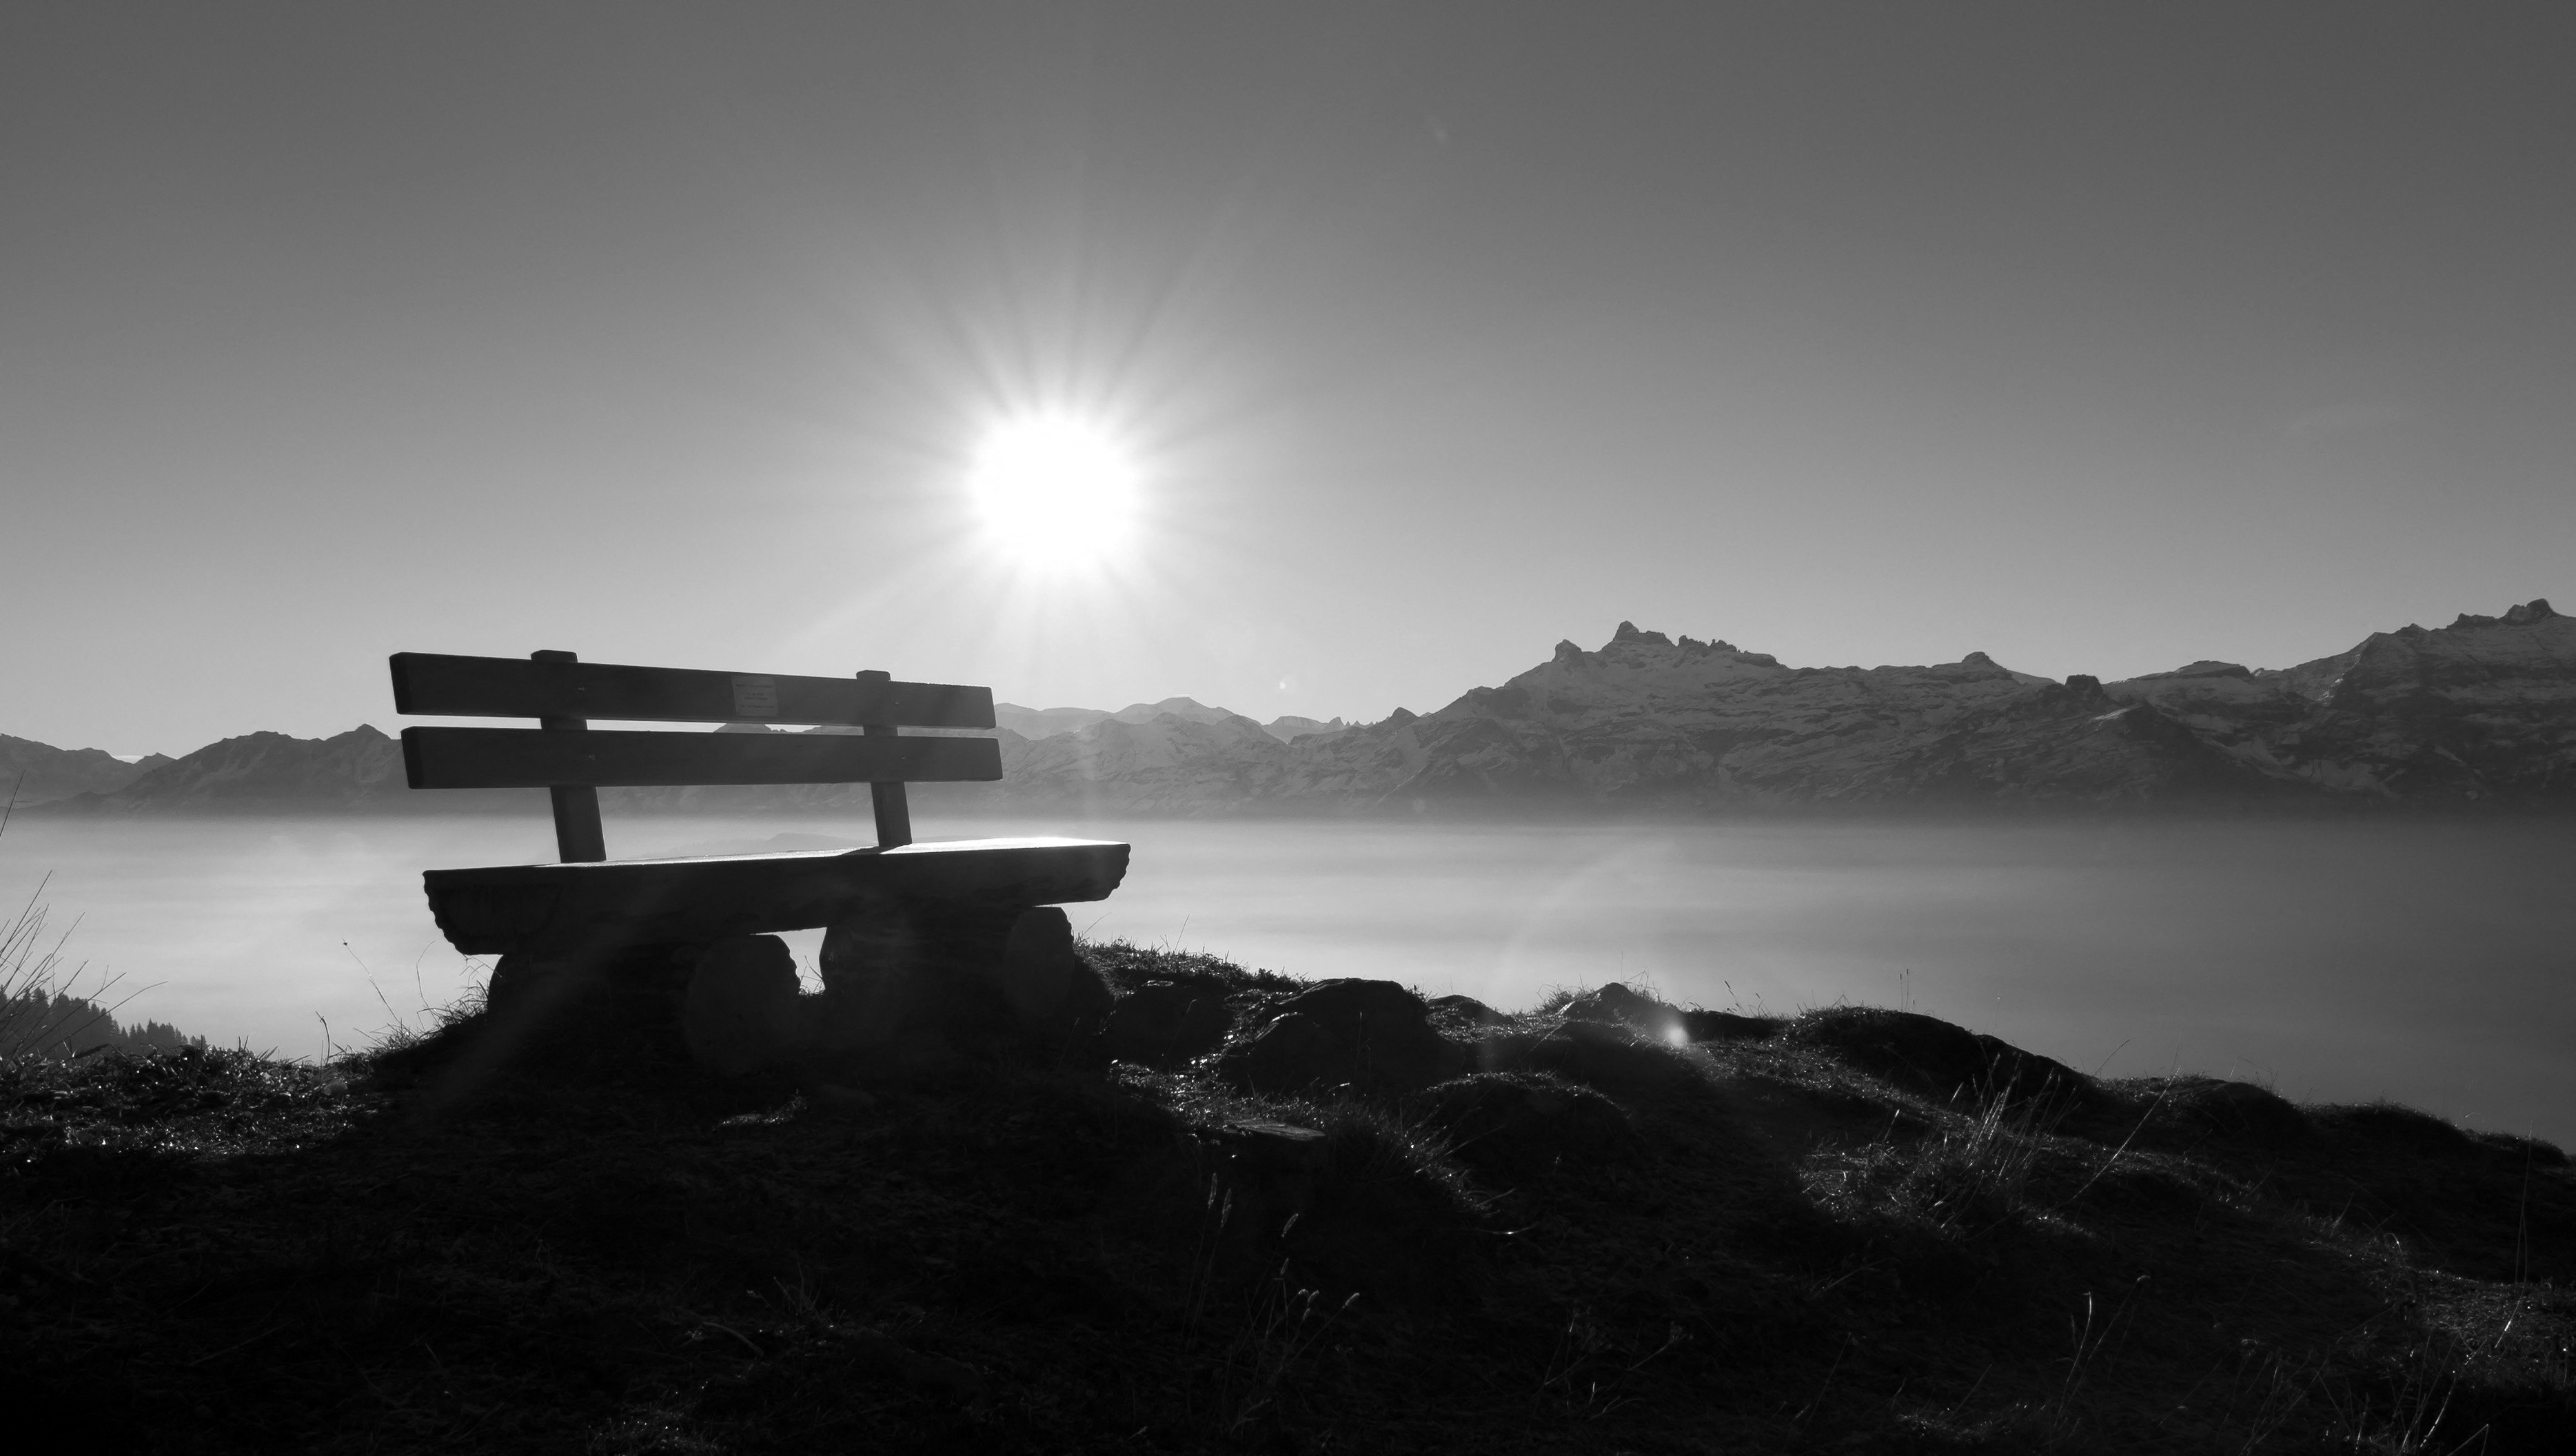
(8, 597, 2571, 1147)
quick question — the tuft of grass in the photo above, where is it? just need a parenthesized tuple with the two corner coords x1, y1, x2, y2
(1201, 1260, 1359, 1439)
(0, 878, 110, 1061)
(1310, 1099, 1488, 1223)
(1081, 938, 1301, 999)
(1, 798, 199, 1063)
(1801, 1080, 2076, 1238)
(0, 1042, 364, 1160)
(351, 975, 489, 1066)
(1, 879, 203, 1063)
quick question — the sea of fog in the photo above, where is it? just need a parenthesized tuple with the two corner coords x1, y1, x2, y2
(4, 812, 2570, 1145)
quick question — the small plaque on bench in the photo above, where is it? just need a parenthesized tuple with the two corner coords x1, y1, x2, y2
(731, 674, 778, 718)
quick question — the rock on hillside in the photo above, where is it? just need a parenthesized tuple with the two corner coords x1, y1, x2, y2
(0, 735, 169, 806)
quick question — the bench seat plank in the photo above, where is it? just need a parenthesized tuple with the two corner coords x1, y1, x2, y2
(390, 653, 995, 728)
(402, 726, 1003, 790)
(423, 836, 1129, 954)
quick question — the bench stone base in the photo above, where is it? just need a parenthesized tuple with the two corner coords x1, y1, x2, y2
(810, 902, 1110, 1053)
(450, 838, 1126, 1074)
(487, 904, 1114, 1075)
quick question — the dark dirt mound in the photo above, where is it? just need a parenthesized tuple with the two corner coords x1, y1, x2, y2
(1102, 979, 1233, 1066)
(1222, 978, 1464, 1093)
(2313, 1098, 2477, 1153)
(1483, 1018, 1708, 1098)
(1559, 982, 1781, 1047)
(1275, 1109, 1489, 1302)
(1558, 981, 1687, 1040)
(1782, 1005, 2103, 1111)
(1419, 1071, 1638, 1181)
(1426, 993, 1511, 1029)
(2118, 1074, 2312, 1149)
(1682, 1007, 1779, 1041)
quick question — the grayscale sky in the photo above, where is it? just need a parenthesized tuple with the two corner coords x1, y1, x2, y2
(6, 2, 2571, 754)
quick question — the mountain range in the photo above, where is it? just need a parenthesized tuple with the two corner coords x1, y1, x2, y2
(17, 598, 2572, 818)
(2, 736, 170, 809)
(997, 699, 1349, 744)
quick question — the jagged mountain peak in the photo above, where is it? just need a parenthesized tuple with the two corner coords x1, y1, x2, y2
(1598, 623, 1750, 657)
(2453, 598, 2557, 629)
(1557, 627, 1781, 676)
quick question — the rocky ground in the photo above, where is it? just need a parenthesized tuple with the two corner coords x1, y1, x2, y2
(2, 947, 2570, 1453)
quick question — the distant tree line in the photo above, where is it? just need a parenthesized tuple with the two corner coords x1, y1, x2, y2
(0, 988, 205, 1060)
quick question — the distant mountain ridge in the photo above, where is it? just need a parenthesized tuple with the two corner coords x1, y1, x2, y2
(2, 736, 170, 807)
(22, 599, 2573, 816)
(1246, 600, 2575, 811)
(995, 699, 1344, 745)
(34, 727, 420, 814)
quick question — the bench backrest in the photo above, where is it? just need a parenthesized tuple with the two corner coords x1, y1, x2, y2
(389, 650, 1000, 862)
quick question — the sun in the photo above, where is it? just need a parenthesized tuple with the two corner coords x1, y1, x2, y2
(966, 414, 1142, 567)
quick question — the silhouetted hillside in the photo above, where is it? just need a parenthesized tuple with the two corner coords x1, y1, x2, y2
(0, 952, 2566, 1451)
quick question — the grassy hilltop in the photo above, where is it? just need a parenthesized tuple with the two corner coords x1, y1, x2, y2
(0, 944, 2568, 1453)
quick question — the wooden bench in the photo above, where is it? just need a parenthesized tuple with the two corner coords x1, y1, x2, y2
(389, 649, 1129, 1053)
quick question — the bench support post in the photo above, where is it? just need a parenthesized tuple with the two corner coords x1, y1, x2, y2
(857, 669, 913, 849)
(533, 649, 607, 863)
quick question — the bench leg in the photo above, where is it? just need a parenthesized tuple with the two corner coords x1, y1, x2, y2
(815, 904, 1108, 1051)
(997, 908, 1099, 1022)
(681, 935, 803, 1074)
(466, 940, 704, 1077)
(487, 940, 701, 1019)
(474, 936, 807, 1076)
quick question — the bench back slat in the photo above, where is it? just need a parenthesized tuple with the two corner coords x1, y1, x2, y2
(389, 652, 995, 729)
(400, 726, 1004, 790)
